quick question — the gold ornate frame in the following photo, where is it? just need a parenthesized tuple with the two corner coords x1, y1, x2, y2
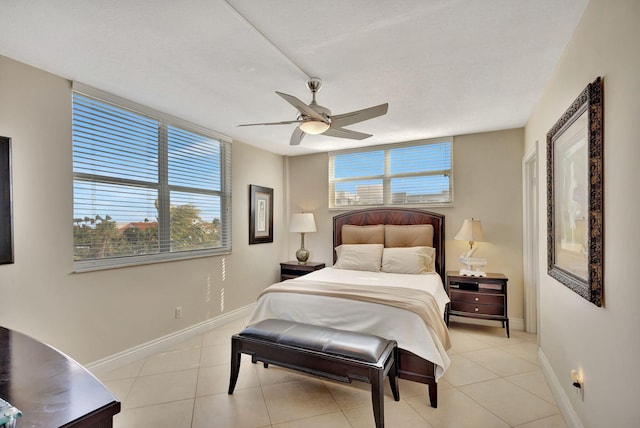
(546, 77, 604, 306)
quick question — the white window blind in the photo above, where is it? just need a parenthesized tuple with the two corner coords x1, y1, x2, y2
(328, 139, 453, 208)
(72, 87, 231, 271)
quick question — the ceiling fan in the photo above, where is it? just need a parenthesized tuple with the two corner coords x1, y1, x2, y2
(239, 78, 389, 145)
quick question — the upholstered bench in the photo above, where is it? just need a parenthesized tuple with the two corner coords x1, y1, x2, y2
(228, 319, 399, 428)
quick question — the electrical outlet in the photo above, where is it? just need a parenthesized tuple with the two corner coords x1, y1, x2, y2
(175, 306, 183, 319)
(571, 369, 584, 401)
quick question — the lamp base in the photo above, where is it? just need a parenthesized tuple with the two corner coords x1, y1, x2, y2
(296, 248, 309, 264)
(459, 269, 487, 277)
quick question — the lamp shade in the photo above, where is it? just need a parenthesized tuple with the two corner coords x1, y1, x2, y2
(289, 213, 317, 233)
(299, 120, 330, 135)
(454, 218, 487, 243)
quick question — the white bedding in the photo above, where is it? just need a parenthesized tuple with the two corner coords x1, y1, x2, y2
(248, 267, 451, 380)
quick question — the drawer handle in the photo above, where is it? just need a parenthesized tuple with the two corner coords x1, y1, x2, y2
(474, 297, 479, 302)
(474, 307, 479, 312)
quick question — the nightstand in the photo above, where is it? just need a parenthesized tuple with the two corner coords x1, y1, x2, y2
(445, 271, 510, 337)
(280, 261, 326, 281)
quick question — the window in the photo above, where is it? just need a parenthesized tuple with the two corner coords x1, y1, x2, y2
(72, 85, 231, 271)
(328, 139, 453, 208)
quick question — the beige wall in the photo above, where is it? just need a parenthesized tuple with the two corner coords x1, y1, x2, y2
(288, 128, 525, 323)
(0, 55, 286, 364)
(524, 0, 640, 425)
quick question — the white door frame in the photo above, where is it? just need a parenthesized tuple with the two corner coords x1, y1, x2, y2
(522, 141, 539, 335)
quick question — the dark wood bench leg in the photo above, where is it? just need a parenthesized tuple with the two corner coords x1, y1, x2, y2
(428, 381, 438, 408)
(228, 337, 241, 394)
(388, 349, 399, 401)
(370, 368, 385, 428)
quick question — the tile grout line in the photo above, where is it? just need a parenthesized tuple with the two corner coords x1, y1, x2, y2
(189, 336, 204, 428)
(454, 381, 515, 427)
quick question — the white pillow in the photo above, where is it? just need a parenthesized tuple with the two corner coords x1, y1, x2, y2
(381, 246, 436, 274)
(334, 244, 384, 272)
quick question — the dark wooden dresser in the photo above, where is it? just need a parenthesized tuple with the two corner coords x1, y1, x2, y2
(445, 271, 510, 337)
(0, 326, 120, 427)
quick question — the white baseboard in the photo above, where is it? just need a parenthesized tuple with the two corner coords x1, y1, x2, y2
(87, 303, 256, 378)
(538, 348, 584, 428)
(449, 315, 525, 331)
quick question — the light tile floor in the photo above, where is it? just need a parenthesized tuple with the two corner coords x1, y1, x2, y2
(98, 319, 567, 428)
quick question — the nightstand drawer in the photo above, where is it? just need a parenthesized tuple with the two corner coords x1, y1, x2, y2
(450, 301, 504, 316)
(450, 290, 504, 306)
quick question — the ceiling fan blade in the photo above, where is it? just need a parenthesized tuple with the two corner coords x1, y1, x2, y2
(330, 103, 388, 128)
(276, 91, 327, 123)
(238, 119, 302, 127)
(323, 127, 372, 140)
(290, 127, 306, 145)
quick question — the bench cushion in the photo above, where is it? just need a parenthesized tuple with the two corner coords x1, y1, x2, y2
(240, 319, 391, 363)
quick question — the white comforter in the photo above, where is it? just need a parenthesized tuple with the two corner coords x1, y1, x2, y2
(248, 267, 451, 380)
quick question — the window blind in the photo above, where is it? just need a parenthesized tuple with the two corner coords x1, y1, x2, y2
(328, 139, 453, 208)
(72, 87, 231, 271)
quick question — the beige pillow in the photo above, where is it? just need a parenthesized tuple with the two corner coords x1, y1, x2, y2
(384, 224, 434, 248)
(341, 224, 384, 244)
(334, 244, 384, 272)
(381, 246, 436, 274)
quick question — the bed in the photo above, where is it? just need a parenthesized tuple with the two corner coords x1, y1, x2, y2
(248, 207, 450, 407)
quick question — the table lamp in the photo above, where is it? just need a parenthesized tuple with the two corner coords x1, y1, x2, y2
(290, 213, 317, 264)
(454, 218, 488, 276)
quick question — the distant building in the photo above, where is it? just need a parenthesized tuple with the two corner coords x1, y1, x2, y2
(334, 190, 358, 206)
(118, 221, 157, 232)
(356, 184, 383, 204)
(335, 186, 450, 206)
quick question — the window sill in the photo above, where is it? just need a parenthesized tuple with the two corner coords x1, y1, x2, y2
(72, 248, 231, 273)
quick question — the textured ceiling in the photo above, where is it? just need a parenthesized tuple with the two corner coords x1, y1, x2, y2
(0, 0, 589, 155)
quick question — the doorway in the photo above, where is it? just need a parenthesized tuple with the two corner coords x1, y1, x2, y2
(523, 142, 539, 335)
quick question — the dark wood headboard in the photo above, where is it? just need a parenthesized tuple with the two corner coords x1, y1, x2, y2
(333, 208, 445, 281)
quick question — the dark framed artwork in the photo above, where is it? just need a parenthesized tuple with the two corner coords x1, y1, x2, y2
(547, 77, 603, 306)
(249, 184, 273, 244)
(1, 136, 14, 264)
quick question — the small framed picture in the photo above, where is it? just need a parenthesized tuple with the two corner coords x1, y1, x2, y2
(249, 184, 273, 244)
(0, 136, 13, 264)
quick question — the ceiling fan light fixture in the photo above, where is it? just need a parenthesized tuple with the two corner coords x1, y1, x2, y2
(238, 79, 388, 145)
(299, 120, 330, 135)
